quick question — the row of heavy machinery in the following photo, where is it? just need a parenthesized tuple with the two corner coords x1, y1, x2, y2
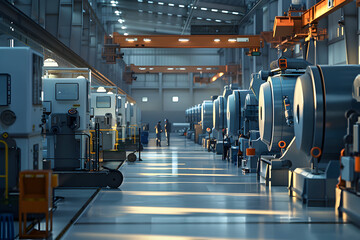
(185, 57, 360, 225)
(0, 47, 141, 210)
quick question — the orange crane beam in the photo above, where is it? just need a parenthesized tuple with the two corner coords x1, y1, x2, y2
(102, 32, 263, 64)
(129, 64, 229, 74)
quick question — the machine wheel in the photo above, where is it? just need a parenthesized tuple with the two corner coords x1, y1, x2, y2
(127, 153, 137, 162)
(107, 170, 124, 188)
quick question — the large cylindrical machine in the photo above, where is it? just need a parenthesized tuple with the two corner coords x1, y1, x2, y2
(201, 100, 213, 131)
(227, 90, 251, 137)
(293, 65, 360, 161)
(213, 97, 220, 131)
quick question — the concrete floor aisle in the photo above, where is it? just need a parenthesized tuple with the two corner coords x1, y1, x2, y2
(63, 135, 360, 240)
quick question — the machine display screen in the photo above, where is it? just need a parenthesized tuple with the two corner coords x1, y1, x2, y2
(97, 96, 111, 108)
(55, 83, 79, 101)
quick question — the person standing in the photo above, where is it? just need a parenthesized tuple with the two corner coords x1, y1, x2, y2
(164, 119, 171, 146)
(155, 121, 162, 147)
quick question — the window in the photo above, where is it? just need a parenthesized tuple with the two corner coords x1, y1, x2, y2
(55, 83, 79, 100)
(142, 97, 148, 102)
(96, 96, 111, 108)
(117, 98, 122, 108)
(172, 96, 179, 102)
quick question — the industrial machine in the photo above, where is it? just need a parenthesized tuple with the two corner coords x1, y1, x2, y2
(258, 58, 311, 185)
(116, 94, 127, 142)
(336, 74, 360, 225)
(200, 100, 214, 148)
(42, 72, 124, 188)
(226, 89, 251, 163)
(289, 65, 360, 206)
(0, 47, 44, 199)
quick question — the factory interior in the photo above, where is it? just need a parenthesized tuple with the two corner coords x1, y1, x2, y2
(2, 0, 360, 239)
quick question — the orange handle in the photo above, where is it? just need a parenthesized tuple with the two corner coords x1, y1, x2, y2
(310, 147, 322, 158)
(355, 156, 360, 173)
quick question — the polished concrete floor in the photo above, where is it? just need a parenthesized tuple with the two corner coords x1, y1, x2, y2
(62, 135, 360, 240)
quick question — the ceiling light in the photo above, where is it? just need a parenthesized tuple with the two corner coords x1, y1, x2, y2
(219, 72, 224, 77)
(179, 4, 185, 8)
(139, 67, 147, 70)
(138, 9, 143, 12)
(178, 38, 189, 42)
(167, 68, 174, 70)
(97, 86, 106, 92)
(115, 10, 121, 15)
(228, 38, 237, 42)
(193, 6, 197, 9)
(126, 38, 137, 42)
(214, 39, 220, 42)
(215, 19, 221, 22)
(177, 14, 182, 17)
(149, 67, 154, 70)
(201, 7, 207, 11)
(148, 1, 153, 3)
(138, 0, 143, 2)
(222, 10, 229, 13)
(211, 9, 218, 12)
(143, 38, 151, 42)
(179, 68, 186, 70)
(196, 17, 202, 20)
(232, 12, 239, 15)
(206, 18, 211, 21)
(110, 1, 118, 4)
(107, 91, 114, 94)
(118, 19, 125, 23)
(206, 67, 212, 70)
(118, 96, 122, 99)
(169, 3, 174, 6)
(225, 20, 231, 23)
(168, 13, 173, 16)
(148, 10, 153, 13)
(121, 26, 127, 29)
(124, 33, 129, 36)
(158, 12, 163, 14)
(197, 68, 202, 70)
(158, 2, 164, 5)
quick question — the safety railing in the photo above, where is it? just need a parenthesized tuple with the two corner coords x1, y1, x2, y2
(0, 140, 9, 200)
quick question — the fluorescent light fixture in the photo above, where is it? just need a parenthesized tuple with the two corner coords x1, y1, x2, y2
(206, 18, 211, 21)
(115, 10, 121, 15)
(169, 3, 175, 6)
(172, 96, 179, 102)
(138, 0, 143, 2)
(228, 38, 237, 42)
(148, 10, 153, 13)
(143, 38, 152, 42)
(124, 33, 129, 36)
(225, 20, 231, 23)
(237, 37, 249, 42)
(139, 67, 147, 70)
(196, 17, 202, 20)
(179, 68, 186, 70)
(158, 2, 164, 5)
(167, 68, 174, 70)
(138, 9, 143, 12)
(149, 67, 154, 70)
(158, 12, 163, 14)
(168, 13, 173, 16)
(126, 38, 137, 42)
(148, 1, 153, 3)
(206, 67, 212, 70)
(211, 9, 218, 12)
(197, 68, 202, 70)
(118, 19, 125, 23)
(178, 38, 189, 42)
(121, 26, 127, 29)
(179, 4, 185, 8)
(215, 19, 221, 22)
(214, 39, 220, 42)
(177, 14, 182, 17)
(110, 1, 118, 4)
(142, 97, 148, 102)
(201, 7, 207, 11)
(222, 10, 229, 13)
(232, 12, 239, 15)
(97, 86, 106, 92)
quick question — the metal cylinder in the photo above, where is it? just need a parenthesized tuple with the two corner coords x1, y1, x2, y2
(213, 97, 220, 130)
(227, 90, 251, 136)
(258, 74, 298, 151)
(218, 96, 227, 130)
(294, 65, 360, 162)
(202, 100, 213, 131)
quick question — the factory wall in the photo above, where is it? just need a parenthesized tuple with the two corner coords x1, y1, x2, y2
(124, 48, 224, 131)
